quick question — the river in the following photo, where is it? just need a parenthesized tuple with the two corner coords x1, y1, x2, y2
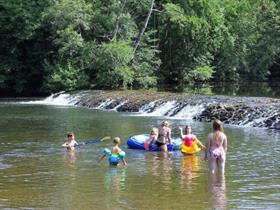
(0, 100, 279, 209)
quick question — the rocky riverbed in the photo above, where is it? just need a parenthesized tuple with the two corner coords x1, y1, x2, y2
(55, 90, 280, 130)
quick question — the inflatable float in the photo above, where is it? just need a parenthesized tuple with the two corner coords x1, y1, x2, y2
(127, 134, 182, 151)
(181, 141, 201, 155)
(181, 135, 204, 155)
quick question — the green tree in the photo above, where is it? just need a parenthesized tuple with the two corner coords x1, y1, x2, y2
(0, 0, 51, 95)
(41, 0, 92, 91)
(93, 41, 134, 89)
(158, 1, 221, 87)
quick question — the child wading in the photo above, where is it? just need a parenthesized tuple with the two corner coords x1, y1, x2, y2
(61, 132, 78, 151)
(99, 137, 127, 166)
(144, 128, 158, 150)
(179, 126, 205, 155)
(204, 120, 228, 175)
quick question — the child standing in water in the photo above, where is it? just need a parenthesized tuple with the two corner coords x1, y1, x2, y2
(204, 120, 228, 175)
(61, 132, 78, 151)
(99, 137, 127, 166)
(179, 126, 205, 155)
(144, 128, 158, 150)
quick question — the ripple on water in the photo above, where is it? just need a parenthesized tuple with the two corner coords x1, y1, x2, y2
(0, 162, 12, 170)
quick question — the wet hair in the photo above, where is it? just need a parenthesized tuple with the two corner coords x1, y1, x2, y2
(162, 120, 169, 127)
(67, 132, 74, 138)
(213, 119, 224, 132)
(113, 137, 121, 144)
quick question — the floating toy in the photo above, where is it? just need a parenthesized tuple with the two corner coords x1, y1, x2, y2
(127, 134, 182, 151)
(181, 138, 201, 155)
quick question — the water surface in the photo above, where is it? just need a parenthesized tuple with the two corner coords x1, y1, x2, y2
(0, 103, 279, 209)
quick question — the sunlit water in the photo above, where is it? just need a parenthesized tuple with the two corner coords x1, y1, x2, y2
(0, 103, 279, 209)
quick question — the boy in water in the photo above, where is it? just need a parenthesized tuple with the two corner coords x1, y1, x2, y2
(99, 137, 127, 166)
(61, 132, 78, 151)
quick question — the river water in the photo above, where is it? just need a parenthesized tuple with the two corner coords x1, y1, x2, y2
(0, 102, 279, 209)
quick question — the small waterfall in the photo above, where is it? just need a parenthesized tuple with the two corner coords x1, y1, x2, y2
(174, 104, 205, 119)
(139, 100, 177, 116)
(139, 100, 159, 113)
(97, 99, 113, 109)
(138, 100, 205, 119)
(20, 93, 80, 106)
(113, 100, 128, 111)
(19, 91, 280, 129)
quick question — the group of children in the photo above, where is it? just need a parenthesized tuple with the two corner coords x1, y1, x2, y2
(62, 133, 127, 166)
(61, 119, 227, 175)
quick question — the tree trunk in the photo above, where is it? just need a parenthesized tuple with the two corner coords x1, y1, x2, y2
(133, 0, 155, 54)
(112, 0, 128, 41)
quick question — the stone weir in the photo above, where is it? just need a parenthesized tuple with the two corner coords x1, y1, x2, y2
(49, 90, 280, 130)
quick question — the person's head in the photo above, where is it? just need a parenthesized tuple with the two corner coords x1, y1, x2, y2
(113, 137, 121, 145)
(161, 120, 169, 127)
(185, 125, 192, 134)
(151, 128, 158, 135)
(67, 132, 75, 140)
(213, 119, 224, 132)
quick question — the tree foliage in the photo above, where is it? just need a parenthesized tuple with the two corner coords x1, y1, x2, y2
(0, 0, 279, 95)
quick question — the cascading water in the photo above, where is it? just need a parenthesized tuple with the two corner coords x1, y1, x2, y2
(20, 91, 280, 129)
(174, 104, 205, 119)
(143, 100, 177, 116)
(20, 93, 80, 106)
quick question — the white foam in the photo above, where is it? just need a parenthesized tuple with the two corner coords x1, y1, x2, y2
(113, 100, 128, 111)
(174, 104, 205, 119)
(97, 99, 113, 109)
(19, 93, 79, 106)
(148, 100, 177, 116)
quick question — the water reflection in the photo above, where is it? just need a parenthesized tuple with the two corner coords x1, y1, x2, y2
(208, 174, 227, 210)
(180, 155, 201, 181)
(148, 153, 174, 187)
(65, 151, 77, 167)
(105, 167, 126, 192)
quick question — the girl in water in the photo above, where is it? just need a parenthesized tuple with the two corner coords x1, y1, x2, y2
(156, 120, 172, 152)
(179, 125, 205, 155)
(204, 120, 228, 175)
(144, 128, 158, 150)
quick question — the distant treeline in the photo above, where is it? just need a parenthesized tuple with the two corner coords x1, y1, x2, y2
(1, 0, 280, 96)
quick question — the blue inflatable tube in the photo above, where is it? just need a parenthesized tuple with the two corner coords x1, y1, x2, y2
(127, 134, 182, 151)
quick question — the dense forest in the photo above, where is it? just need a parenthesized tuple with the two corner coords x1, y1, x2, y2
(0, 0, 280, 96)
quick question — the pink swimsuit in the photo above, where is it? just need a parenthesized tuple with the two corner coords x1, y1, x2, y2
(207, 133, 226, 174)
(184, 134, 196, 147)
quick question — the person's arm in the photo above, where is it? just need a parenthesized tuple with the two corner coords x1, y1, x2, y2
(61, 142, 69, 147)
(154, 133, 158, 141)
(223, 134, 227, 155)
(168, 128, 172, 144)
(178, 127, 185, 140)
(204, 134, 211, 160)
(74, 140, 79, 147)
(98, 155, 106, 163)
(196, 137, 206, 150)
(121, 158, 127, 166)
